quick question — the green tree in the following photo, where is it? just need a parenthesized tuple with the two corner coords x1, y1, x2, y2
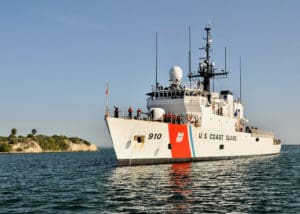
(27, 134, 34, 139)
(9, 128, 17, 144)
(32, 129, 37, 136)
(0, 143, 11, 152)
(11, 128, 17, 137)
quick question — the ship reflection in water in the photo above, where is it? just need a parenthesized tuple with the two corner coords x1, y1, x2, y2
(106, 155, 284, 213)
(107, 162, 194, 213)
(167, 163, 193, 213)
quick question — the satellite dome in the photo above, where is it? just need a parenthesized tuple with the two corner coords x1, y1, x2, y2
(169, 65, 183, 82)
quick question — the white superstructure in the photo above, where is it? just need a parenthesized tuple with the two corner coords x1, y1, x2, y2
(105, 24, 281, 166)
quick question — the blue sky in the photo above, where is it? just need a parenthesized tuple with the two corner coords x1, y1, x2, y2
(0, 0, 299, 146)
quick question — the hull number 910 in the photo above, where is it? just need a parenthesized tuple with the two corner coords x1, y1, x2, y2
(148, 133, 162, 140)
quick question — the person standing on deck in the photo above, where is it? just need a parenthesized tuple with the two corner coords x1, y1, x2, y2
(137, 108, 142, 119)
(114, 106, 119, 118)
(128, 107, 133, 119)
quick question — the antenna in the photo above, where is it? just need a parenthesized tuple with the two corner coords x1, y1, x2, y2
(225, 46, 227, 73)
(239, 56, 242, 103)
(189, 26, 192, 88)
(155, 32, 158, 90)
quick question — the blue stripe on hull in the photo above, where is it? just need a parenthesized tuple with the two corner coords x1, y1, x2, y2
(188, 125, 196, 157)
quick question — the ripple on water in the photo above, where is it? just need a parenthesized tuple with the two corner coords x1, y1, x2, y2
(0, 147, 299, 213)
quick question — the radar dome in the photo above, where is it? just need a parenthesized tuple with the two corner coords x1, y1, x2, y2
(169, 66, 183, 82)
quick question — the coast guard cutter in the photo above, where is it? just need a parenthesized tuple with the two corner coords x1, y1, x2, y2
(105, 24, 281, 166)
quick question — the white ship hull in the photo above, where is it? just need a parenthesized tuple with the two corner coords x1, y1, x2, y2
(106, 117, 281, 166)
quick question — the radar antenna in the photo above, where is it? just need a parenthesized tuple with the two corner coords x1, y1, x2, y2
(188, 23, 228, 93)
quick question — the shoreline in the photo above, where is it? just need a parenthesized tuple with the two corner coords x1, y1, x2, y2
(0, 134, 98, 153)
(0, 149, 99, 154)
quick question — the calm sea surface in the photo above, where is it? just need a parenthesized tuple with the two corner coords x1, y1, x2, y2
(0, 145, 299, 213)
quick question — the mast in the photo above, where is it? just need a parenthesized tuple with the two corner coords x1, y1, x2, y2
(204, 24, 211, 62)
(225, 46, 227, 73)
(201, 24, 212, 92)
(239, 56, 242, 102)
(155, 32, 158, 90)
(198, 23, 228, 93)
(188, 26, 192, 88)
(187, 23, 228, 93)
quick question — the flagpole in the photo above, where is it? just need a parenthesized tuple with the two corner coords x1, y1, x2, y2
(105, 83, 109, 117)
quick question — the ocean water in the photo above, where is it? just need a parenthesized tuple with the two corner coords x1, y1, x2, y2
(0, 145, 299, 213)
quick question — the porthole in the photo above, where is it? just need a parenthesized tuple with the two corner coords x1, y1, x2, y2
(134, 135, 145, 143)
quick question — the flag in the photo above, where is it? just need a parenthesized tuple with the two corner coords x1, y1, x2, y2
(105, 83, 109, 96)
(105, 83, 109, 115)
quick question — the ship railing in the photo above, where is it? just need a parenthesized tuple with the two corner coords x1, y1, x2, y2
(250, 128, 274, 138)
(109, 109, 142, 120)
(109, 109, 201, 126)
(181, 82, 203, 90)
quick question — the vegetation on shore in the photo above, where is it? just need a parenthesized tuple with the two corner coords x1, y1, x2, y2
(0, 128, 93, 152)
